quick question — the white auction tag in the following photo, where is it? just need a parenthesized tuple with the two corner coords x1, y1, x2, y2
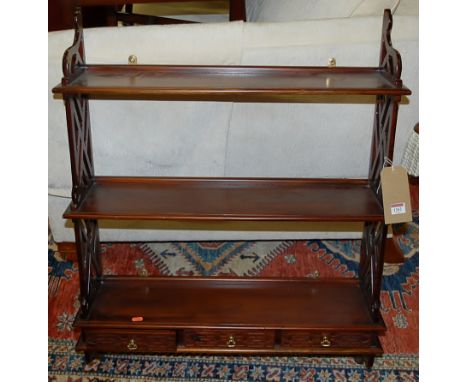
(390, 202, 406, 215)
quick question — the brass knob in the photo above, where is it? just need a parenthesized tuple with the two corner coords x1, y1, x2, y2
(328, 57, 336, 67)
(127, 338, 138, 351)
(128, 55, 138, 65)
(320, 335, 331, 347)
(226, 335, 236, 348)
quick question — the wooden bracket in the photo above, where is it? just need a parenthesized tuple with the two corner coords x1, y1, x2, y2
(64, 94, 95, 208)
(360, 221, 388, 320)
(62, 6, 86, 85)
(379, 9, 403, 85)
(73, 219, 102, 315)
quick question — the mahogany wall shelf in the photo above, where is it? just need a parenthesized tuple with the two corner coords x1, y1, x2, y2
(53, 5, 411, 368)
(52, 64, 410, 99)
(62, 177, 385, 221)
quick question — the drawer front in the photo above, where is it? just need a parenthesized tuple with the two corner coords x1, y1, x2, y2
(281, 331, 376, 350)
(83, 329, 176, 353)
(183, 329, 275, 350)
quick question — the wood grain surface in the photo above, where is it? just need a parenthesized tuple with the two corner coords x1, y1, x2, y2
(63, 177, 385, 221)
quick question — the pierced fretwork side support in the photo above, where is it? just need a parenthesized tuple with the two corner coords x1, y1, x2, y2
(368, 95, 400, 200)
(73, 219, 102, 316)
(62, 6, 101, 316)
(61, 6, 95, 208)
(369, 9, 404, 199)
(361, 9, 404, 321)
(64, 94, 95, 208)
(359, 222, 387, 320)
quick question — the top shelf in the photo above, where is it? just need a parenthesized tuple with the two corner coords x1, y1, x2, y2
(52, 65, 411, 101)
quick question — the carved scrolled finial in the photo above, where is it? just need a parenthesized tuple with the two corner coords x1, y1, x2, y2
(62, 6, 85, 82)
(379, 9, 402, 84)
(73, 5, 82, 26)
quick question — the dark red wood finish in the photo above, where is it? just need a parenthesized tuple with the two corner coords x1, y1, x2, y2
(49, 0, 116, 31)
(229, 0, 245, 21)
(182, 329, 275, 349)
(63, 177, 384, 221)
(49, 1, 244, 30)
(82, 329, 177, 352)
(52, 65, 411, 100)
(76, 277, 385, 330)
(78, 0, 230, 6)
(74, 277, 385, 356)
(53, 8, 410, 365)
(280, 331, 382, 354)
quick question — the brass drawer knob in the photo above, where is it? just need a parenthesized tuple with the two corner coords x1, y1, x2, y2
(226, 335, 236, 348)
(127, 338, 138, 351)
(320, 335, 332, 347)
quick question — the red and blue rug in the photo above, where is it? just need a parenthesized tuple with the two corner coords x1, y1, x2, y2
(48, 218, 418, 381)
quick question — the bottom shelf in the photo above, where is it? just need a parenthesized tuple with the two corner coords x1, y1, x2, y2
(76, 277, 385, 356)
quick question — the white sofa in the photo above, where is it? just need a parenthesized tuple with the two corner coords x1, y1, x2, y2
(48, 3, 418, 242)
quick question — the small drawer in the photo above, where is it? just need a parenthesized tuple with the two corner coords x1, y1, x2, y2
(281, 331, 376, 350)
(83, 329, 176, 353)
(183, 329, 275, 350)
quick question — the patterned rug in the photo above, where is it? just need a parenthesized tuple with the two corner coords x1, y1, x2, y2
(48, 218, 418, 381)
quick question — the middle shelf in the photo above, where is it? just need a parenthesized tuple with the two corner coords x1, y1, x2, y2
(64, 176, 383, 221)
